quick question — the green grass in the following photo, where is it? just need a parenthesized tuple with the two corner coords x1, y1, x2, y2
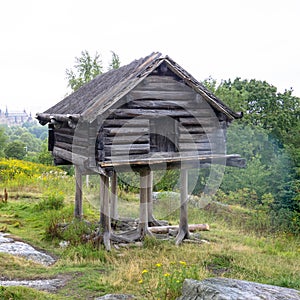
(1, 197, 299, 299)
(0, 285, 62, 300)
(0, 160, 299, 299)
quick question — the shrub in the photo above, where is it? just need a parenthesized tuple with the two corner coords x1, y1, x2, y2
(35, 192, 64, 211)
(4, 141, 26, 160)
(44, 206, 75, 240)
(60, 219, 94, 246)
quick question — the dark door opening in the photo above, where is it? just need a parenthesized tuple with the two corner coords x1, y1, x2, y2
(150, 117, 177, 152)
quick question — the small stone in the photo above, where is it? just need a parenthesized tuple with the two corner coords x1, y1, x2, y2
(169, 229, 178, 237)
(116, 253, 125, 257)
(113, 244, 120, 250)
(200, 239, 210, 244)
(59, 241, 70, 248)
(191, 232, 201, 239)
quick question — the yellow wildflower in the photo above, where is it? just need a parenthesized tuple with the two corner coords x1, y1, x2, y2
(155, 263, 162, 267)
(179, 261, 187, 266)
(164, 273, 170, 277)
(142, 269, 148, 274)
(138, 279, 143, 284)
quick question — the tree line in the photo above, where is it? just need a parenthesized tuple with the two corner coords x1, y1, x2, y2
(0, 121, 51, 164)
(202, 77, 300, 233)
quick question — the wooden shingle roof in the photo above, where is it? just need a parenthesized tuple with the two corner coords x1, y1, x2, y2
(37, 52, 242, 124)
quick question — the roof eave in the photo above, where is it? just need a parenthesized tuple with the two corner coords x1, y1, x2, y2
(162, 57, 243, 120)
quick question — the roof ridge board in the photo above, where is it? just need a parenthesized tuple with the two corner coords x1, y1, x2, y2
(136, 52, 163, 78)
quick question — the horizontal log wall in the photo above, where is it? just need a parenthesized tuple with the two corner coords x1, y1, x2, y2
(95, 75, 227, 162)
(52, 123, 90, 165)
(98, 117, 150, 161)
(53, 146, 88, 166)
(50, 75, 228, 167)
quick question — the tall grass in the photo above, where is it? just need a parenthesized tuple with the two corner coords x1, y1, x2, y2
(0, 159, 299, 299)
(0, 159, 74, 194)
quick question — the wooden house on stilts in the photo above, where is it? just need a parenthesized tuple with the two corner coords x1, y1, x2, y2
(37, 52, 245, 250)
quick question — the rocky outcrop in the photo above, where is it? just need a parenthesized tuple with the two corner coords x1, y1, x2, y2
(0, 233, 55, 265)
(177, 278, 300, 300)
(0, 276, 68, 292)
(95, 295, 136, 300)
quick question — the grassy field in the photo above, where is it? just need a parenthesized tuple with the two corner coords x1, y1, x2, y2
(0, 159, 299, 299)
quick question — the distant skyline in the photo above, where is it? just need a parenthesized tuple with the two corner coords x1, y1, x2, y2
(0, 107, 29, 113)
(1, 0, 300, 115)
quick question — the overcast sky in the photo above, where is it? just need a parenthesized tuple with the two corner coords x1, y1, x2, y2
(1, 0, 299, 115)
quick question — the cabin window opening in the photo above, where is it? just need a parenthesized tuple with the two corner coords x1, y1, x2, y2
(150, 117, 178, 153)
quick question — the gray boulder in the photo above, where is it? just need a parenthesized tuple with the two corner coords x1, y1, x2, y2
(177, 278, 300, 300)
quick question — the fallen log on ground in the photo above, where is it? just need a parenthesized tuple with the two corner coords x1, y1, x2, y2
(149, 224, 209, 234)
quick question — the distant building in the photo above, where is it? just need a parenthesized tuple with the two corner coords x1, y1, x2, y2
(0, 107, 33, 126)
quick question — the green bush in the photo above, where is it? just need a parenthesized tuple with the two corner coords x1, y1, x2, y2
(60, 219, 94, 246)
(35, 192, 65, 211)
(44, 208, 73, 240)
(4, 141, 26, 160)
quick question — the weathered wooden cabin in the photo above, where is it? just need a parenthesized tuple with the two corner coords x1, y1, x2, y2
(37, 52, 245, 249)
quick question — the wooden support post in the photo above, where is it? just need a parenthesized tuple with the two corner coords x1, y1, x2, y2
(100, 174, 111, 251)
(147, 171, 154, 223)
(110, 171, 118, 219)
(74, 165, 83, 219)
(176, 168, 190, 245)
(138, 168, 153, 239)
(86, 174, 89, 188)
(147, 171, 163, 226)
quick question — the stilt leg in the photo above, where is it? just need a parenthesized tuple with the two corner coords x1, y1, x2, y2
(137, 168, 153, 239)
(175, 168, 190, 245)
(110, 171, 118, 219)
(147, 171, 164, 226)
(100, 174, 111, 251)
(74, 165, 83, 219)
